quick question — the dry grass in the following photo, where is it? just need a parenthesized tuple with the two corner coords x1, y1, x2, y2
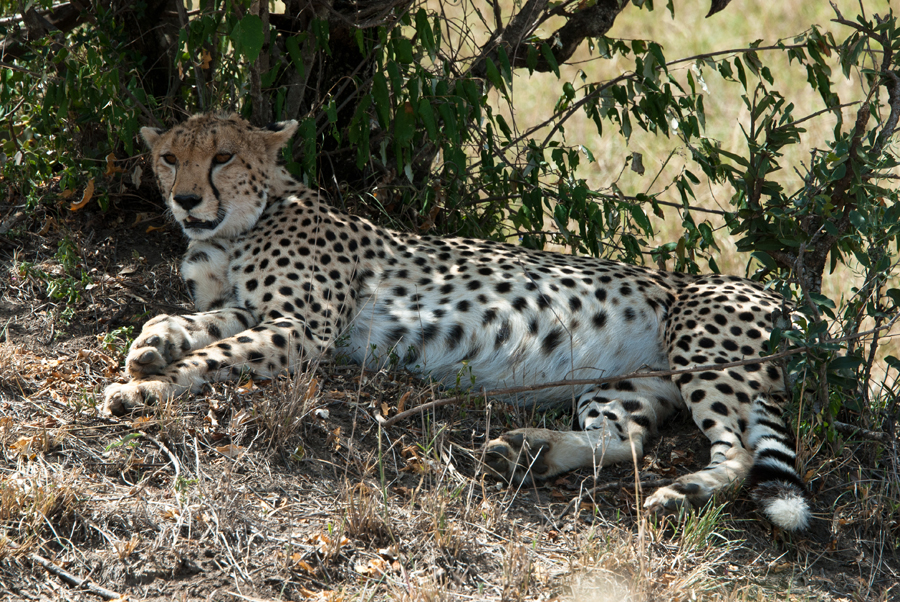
(0, 337, 897, 599)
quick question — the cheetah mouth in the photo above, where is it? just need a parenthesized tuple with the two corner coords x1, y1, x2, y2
(183, 216, 221, 230)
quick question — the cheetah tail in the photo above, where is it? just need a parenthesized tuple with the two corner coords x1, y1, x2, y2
(746, 394, 811, 531)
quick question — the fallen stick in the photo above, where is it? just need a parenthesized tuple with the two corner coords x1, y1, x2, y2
(29, 553, 122, 600)
(557, 477, 674, 519)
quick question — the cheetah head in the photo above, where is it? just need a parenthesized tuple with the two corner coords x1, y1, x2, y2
(140, 114, 298, 240)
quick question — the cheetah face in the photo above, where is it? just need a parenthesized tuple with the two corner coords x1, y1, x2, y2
(140, 114, 298, 240)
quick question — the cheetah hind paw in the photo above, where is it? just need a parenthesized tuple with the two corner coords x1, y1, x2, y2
(643, 482, 704, 519)
(483, 429, 561, 485)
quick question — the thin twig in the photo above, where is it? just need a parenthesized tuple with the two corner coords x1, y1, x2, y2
(833, 420, 891, 443)
(557, 478, 674, 519)
(145, 433, 181, 484)
(29, 553, 122, 600)
(175, 0, 205, 110)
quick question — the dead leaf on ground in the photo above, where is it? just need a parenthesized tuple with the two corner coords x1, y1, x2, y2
(397, 390, 410, 413)
(105, 153, 124, 176)
(10, 435, 46, 459)
(69, 179, 94, 211)
(354, 556, 390, 577)
(229, 408, 252, 430)
(670, 449, 693, 465)
(215, 444, 245, 458)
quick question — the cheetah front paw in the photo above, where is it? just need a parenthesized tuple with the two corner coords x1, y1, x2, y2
(103, 379, 180, 416)
(483, 429, 563, 485)
(126, 319, 190, 378)
(125, 337, 170, 378)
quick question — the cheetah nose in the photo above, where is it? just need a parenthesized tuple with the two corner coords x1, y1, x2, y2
(173, 194, 202, 211)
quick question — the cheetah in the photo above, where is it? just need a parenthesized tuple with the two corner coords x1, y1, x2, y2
(104, 113, 811, 531)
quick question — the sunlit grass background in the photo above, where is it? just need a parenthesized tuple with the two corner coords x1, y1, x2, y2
(502, 0, 861, 264)
(483, 0, 899, 385)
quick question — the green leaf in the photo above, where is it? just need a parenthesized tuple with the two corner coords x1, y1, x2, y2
(231, 15, 264, 62)
(886, 355, 900, 372)
(386, 62, 403, 95)
(415, 9, 435, 55)
(620, 111, 632, 139)
(768, 327, 782, 348)
(734, 57, 747, 89)
(628, 204, 652, 233)
(497, 46, 513, 87)
(485, 58, 505, 93)
(417, 98, 438, 140)
(526, 45, 538, 74)
(540, 43, 560, 78)
(714, 147, 750, 168)
(394, 37, 414, 63)
(698, 222, 716, 248)
(496, 114, 512, 140)
(438, 103, 459, 144)
(372, 72, 391, 128)
(751, 251, 776, 270)
(312, 18, 331, 55)
(829, 355, 863, 371)
(648, 43, 666, 72)
(885, 288, 900, 307)
(394, 102, 415, 145)
(831, 162, 847, 180)
(808, 292, 836, 309)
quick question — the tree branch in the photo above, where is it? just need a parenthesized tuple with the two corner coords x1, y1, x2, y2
(378, 315, 900, 428)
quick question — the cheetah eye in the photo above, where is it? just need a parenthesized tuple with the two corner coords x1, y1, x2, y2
(161, 153, 177, 165)
(213, 152, 233, 165)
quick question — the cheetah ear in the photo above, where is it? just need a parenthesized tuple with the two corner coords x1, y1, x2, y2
(261, 120, 299, 152)
(140, 126, 165, 150)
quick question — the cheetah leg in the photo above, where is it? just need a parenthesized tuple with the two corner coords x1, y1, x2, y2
(647, 281, 811, 529)
(644, 388, 809, 529)
(644, 364, 778, 517)
(125, 308, 257, 378)
(483, 377, 681, 485)
(643, 421, 752, 516)
(104, 316, 330, 415)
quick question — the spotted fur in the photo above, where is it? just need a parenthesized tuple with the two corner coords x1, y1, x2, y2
(104, 114, 811, 530)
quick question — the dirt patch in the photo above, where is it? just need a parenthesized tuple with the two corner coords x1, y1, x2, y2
(0, 198, 897, 601)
